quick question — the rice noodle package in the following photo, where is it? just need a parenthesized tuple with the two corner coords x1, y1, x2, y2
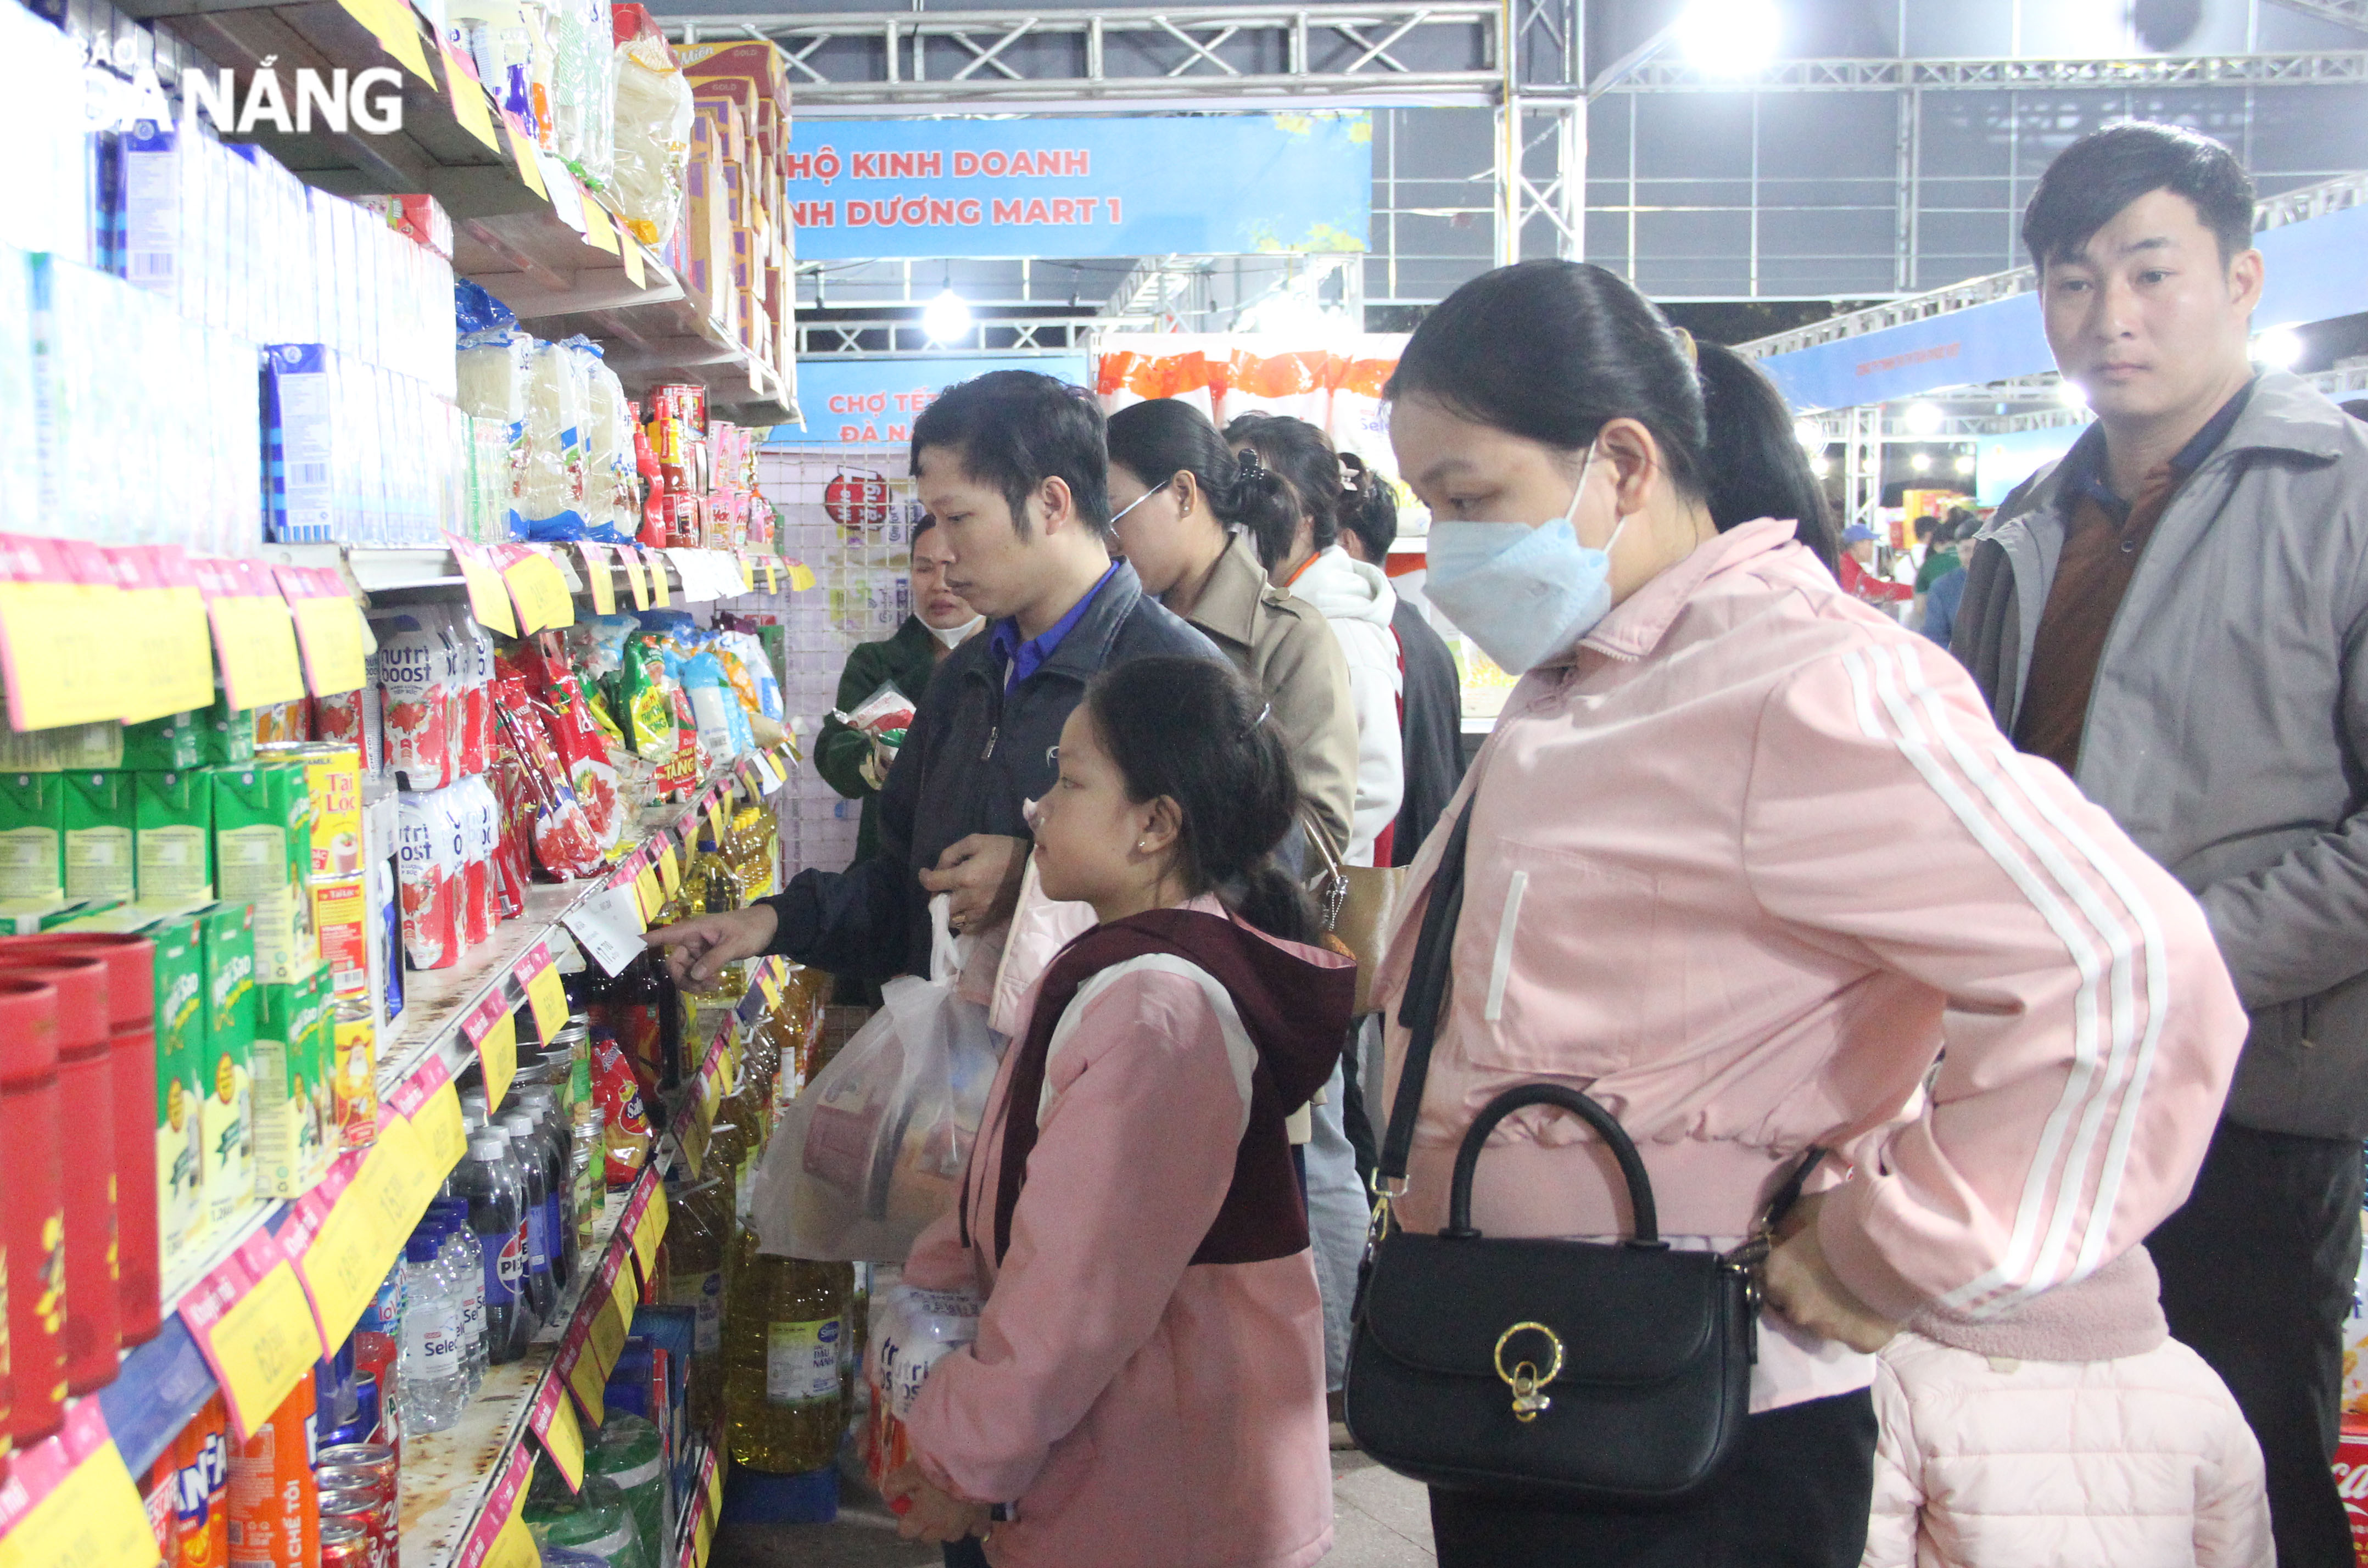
(610, 7, 692, 247)
(396, 787, 462, 968)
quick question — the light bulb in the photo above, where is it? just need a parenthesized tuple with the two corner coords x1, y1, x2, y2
(1902, 401, 1945, 436)
(1910, 452, 1932, 474)
(922, 289, 971, 344)
(1809, 455, 1832, 477)
(1675, 0, 1783, 75)
(1953, 453, 1975, 477)
(1792, 417, 1823, 449)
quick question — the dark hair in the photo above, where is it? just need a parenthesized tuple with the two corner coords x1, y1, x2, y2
(1337, 453, 1399, 560)
(1912, 514, 1939, 542)
(1082, 656, 1318, 945)
(1221, 413, 1348, 573)
(1386, 261, 1836, 569)
(2021, 122, 2255, 271)
(1104, 399, 1300, 553)
(909, 370, 1112, 541)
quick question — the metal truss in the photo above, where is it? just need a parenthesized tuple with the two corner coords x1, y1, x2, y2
(1612, 51, 2368, 92)
(794, 315, 1152, 357)
(2267, 0, 2368, 36)
(666, 4, 1503, 108)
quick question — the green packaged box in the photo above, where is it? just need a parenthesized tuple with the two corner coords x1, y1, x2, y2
(253, 972, 331, 1199)
(62, 771, 136, 903)
(136, 769, 215, 910)
(202, 691, 254, 766)
(146, 912, 208, 1269)
(212, 764, 317, 985)
(122, 710, 203, 772)
(196, 900, 256, 1227)
(0, 772, 64, 902)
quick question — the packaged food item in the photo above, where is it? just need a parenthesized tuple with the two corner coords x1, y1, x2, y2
(863, 1283, 980, 1491)
(396, 788, 462, 968)
(490, 658, 603, 881)
(124, 710, 203, 772)
(167, 1393, 232, 1568)
(148, 911, 209, 1270)
(136, 768, 216, 908)
(455, 776, 494, 950)
(312, 873, 369, 1001)
(252, 973, 330, 1197)
(0, 969, 66, 1444)
(197, 901, 257, 1227)
(201, 690, 255, 767)
(332, 1003, 377, 1150)
(593, 1030, 653, 1185)
(212, 763, 319, 985)
(312, 665, 383, 785)
(258, 742, 360, 876)
(513, 634, 623, 849)
(724, 1239, 850, 1474)
(0, 771, 65, 902)
(62, 769, 137, 903)
(226, 1371, 316, 1566)
(369, 609, 454, 791)
(143, 1442, 181, 1559)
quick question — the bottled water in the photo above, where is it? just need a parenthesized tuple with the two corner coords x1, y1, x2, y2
(457, 1129, 529, 1364)
(431, 1199, 487, 1395)
(398, 1224, 466, 1432)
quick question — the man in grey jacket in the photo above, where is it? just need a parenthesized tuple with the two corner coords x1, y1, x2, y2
(1954, 123, 2368, 1565)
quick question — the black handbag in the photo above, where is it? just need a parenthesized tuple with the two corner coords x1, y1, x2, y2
(1342, 800, 1820, 1504)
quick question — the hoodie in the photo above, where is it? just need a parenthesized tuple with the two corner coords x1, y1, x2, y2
(904, 895, 1352, 1568)
(1288, 545, 1404, 865)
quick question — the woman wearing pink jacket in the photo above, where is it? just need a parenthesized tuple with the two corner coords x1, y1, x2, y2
(1368, 260, 2252, 1565)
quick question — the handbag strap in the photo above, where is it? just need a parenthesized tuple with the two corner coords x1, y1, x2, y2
(1377, 796, 1477, 1188)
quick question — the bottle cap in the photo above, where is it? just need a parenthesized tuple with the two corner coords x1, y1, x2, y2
(470, 1130, 510, 1159)
(406, 1230, 441, 1263)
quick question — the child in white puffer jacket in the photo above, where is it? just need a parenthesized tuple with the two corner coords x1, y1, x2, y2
(1863, 1246, 2271, 1568)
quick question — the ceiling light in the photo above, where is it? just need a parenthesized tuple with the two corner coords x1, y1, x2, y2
(922, 289, 972, 344)
(2252, 326, 2305, 370)
(1953, 453, 1976, 476)
(1910, 452, 1932, 473)
(1792, 417, 1824, 449)
(1902, 401, 1945, 436)
(1674, 0, 1782, 75)
(1809, 454, 1831, 477)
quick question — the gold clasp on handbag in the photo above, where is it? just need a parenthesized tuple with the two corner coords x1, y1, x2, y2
(1493, 1321, 1565, 1423)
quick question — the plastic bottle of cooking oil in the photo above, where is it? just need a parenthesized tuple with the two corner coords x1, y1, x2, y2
(661, 1175, 733, 1430)
(679, 836, 748, 1003)
(722, 1225, 853, 1474)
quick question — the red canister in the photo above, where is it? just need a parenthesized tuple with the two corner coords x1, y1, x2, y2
(0, 973, 64, 1443)
(1, 934, 161, 1345)
(0, 955, 121, 1393)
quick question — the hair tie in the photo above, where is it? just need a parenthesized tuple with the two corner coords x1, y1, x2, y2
(1671, 326, 1700, 368)
(1243, 701, 1272, 739)
(1237, 446, 1265, 477)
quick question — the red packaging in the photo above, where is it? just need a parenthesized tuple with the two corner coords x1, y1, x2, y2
(456, 777, 494, 949)
(396, 789, 461, 969)
(490, 660, 604, 880)
(513, 635, 624, 850)
(1, 933, 162, 1345)
(351, 1331, 400, 1465)
(455, 613, 492, 779)
(144, 1435, 181, 1558)
(169, 1393, 232, 1568)
(2338, 1418, 2368, 1563)
(0, 955, 120, 1394)
(226, 1373, 316, 1567)
(0, 973, 63, 1443)
(313, 677, 384, 785)
(592, 1032, 653, 1185)
(370, 609, 454, 791)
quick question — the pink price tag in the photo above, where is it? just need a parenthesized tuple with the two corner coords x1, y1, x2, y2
(454, 1444, 539, 1568)
(460, 990, 511, 1046)
(384, 1051, 454, 1123)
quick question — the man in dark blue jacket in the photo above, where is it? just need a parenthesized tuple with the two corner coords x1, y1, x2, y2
(646, 371, 1224, 984)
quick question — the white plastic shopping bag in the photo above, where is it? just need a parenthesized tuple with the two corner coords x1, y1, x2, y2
(751, 895, 1004, 1261)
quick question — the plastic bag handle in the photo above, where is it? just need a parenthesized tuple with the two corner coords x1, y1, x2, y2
(928, 892, 965, 983)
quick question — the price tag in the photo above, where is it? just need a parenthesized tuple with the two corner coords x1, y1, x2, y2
(180, 1236, 318, 1441)
(528, 1375, 587, 1490)
(621, 242, 646, 289)
(786, 560, 817, 593)
(706, 796, 728, 843)
(411, 1079, 469, 1176)
(454, 1446, 538, 1568)
(618, 548, 651, 611)
(634, 864, 664, 922)
(702, 1444, 725, 1515)
(575, 544, 617, 615)
(591, 1267, 638, 1367)
(291, 1158, 392, 1349)
(463, 994, 520, 1110)
(368, 1108, 442, 1236)
(274, 566, 368, 697)
(563, 881, 648, 976)
(502, 113, 549, 202)
(447, 538, 519, 637)
(440, 41, 500, 149)
(189, 558, 304, 713)
(762, 557, 781, 593)
(736, 555, 757, 593)
(631, 1179, 671, 1278)
(482, 1506, 543, 1568)
(582, 201, 621, 255)
(656, 840, 682, 895)
(499, 545, 576, 633)
(647, 550, 672, 608)
(513, 942, 570, 1041)
(559, 1329, 607, 1427)
(335, 0, 433, 81)
(0, 1403, 156, 1568)
(105, 545, 215, 721)
(678, 1102, 711, 1176)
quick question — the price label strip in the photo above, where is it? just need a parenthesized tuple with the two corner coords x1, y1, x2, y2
(439, 40, 500, 149)
(446, 535, 520, 636)
(275, 565, 368, 697)
(527, 1374, 588, 1491)
(618, 547, 651, 611)
(288, 1154, 394, 1351)
(105, 544, 215, 721)
(179, 1233, 319, 1441)
(645, 547, 672, 608)
(656, 838, 682, 895)
(0, 1402, 157, 1568)
(463, 992, 521, 1110)
(454, 1444, 539, 1568)
(629, 1174, 671, 1281)
(513, 940, 569, 1041)
(387, 1052, 468, 1178)
(575, 542, 617, 615)
(496, 544, 576, 634)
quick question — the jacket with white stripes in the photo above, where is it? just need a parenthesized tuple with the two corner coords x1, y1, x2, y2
(1373, 518, 2249, 1382)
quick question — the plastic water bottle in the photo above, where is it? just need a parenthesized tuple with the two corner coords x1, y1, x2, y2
(457, 1129, 529, 1364)
(431, 1199, 488, 1395)
(501, 1109, 557, 1328)
(399, 1224, 466, 1432)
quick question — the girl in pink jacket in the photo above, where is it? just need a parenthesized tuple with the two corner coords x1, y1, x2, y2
(1368, 260, 2249, 1567)
(882, 656, 1354, 1567)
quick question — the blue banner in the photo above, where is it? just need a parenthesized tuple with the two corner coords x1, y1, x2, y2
(769, 355, 1092, 445)
(783, 113, 1371, 260)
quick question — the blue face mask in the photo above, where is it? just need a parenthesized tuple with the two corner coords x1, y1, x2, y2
(1423, 447, 1630, 674)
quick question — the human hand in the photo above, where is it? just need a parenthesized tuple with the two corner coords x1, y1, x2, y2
(881, 1461, 995, 1545)
(917, 833, 1030, 934)
(640, 904, 778, 987)
(1760, 1191, 1901, 1354)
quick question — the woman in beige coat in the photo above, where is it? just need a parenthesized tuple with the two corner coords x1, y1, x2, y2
(1107, 398, 1360, 864)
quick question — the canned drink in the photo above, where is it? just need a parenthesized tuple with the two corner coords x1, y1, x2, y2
(318, 1520, 373, 1568)
(317, 1486, 395, 1568)
(315, 1441, 396, 1499)
(169, 1395, 231, 1568)
(226, 1374, 316, 1566)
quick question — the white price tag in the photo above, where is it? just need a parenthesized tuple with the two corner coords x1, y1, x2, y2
(564, 882, 650, 975)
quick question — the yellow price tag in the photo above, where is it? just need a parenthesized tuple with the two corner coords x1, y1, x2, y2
(565, 1342, 608, 1426)
(525, 965, 568, 1043)
(295, 1185, 395, 1349)
(412, 1081, 469, 1177)
(289, 593, 368, 697)
(762, 558, 781, 593)
(208, 1262, 318, 1436)
(632, 1181, 670, 1278)
(533, 1381, 587, 1490)
(576, 544, 616, 616)
(0, 578, 125, 729)
(0, 1427, 156, 1568)
(788, 560, 817, 592)
(618, 549, 651, 611)
(706, 1451, 726, 1513)
(679, 1107, 711, 1176)
(476, 1009, 518, 1111)
(368, 1111, 441, 1237)
(621, 242, 646, 289)
(634, 865, 663, 922)
(504, 113, 549, 201)
(656, 841, 682, 895)
(648, 553, 672, 608)
(482, 1496, 544, 1568)
(452, 546, 518, 637)
(114, 582, 215, 721)
(738, 555, 758, 592)
(208, 592, 308, 712)
(582, 202, 621, 255)
(587, 1280, 632, 1377)
(502, 549, 576, 634)
(441, 42, 499, 149)
(706, 798, 727, 844)
(336, 0, 432, 81)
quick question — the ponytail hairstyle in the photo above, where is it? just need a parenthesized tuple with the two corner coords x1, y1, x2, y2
(1384, 260, 1836, 570)
(1103, 398, 1302, 561)
(1081, 655, 1319, 946)
(1221, 413, 1347, 574)
(1337, 452, 1399, 561)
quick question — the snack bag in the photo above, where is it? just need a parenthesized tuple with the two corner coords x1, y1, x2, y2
(617, 634, 678, 758)
(490, 659, 604, 880)
(593, 1030, 654, 1185)
(515, 635, 625, 849)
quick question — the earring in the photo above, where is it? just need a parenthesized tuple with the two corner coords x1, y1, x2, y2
(1135, 839, 1147, 853)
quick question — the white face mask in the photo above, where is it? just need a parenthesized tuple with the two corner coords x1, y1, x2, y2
(929, 614, 984, 649)
(1422, 444, 1630, 674)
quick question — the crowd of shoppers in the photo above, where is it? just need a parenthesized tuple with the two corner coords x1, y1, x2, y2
(644, 117, 2366, 1568)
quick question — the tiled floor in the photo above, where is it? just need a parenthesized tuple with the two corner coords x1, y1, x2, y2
(713, 1453, 1437, 1566)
